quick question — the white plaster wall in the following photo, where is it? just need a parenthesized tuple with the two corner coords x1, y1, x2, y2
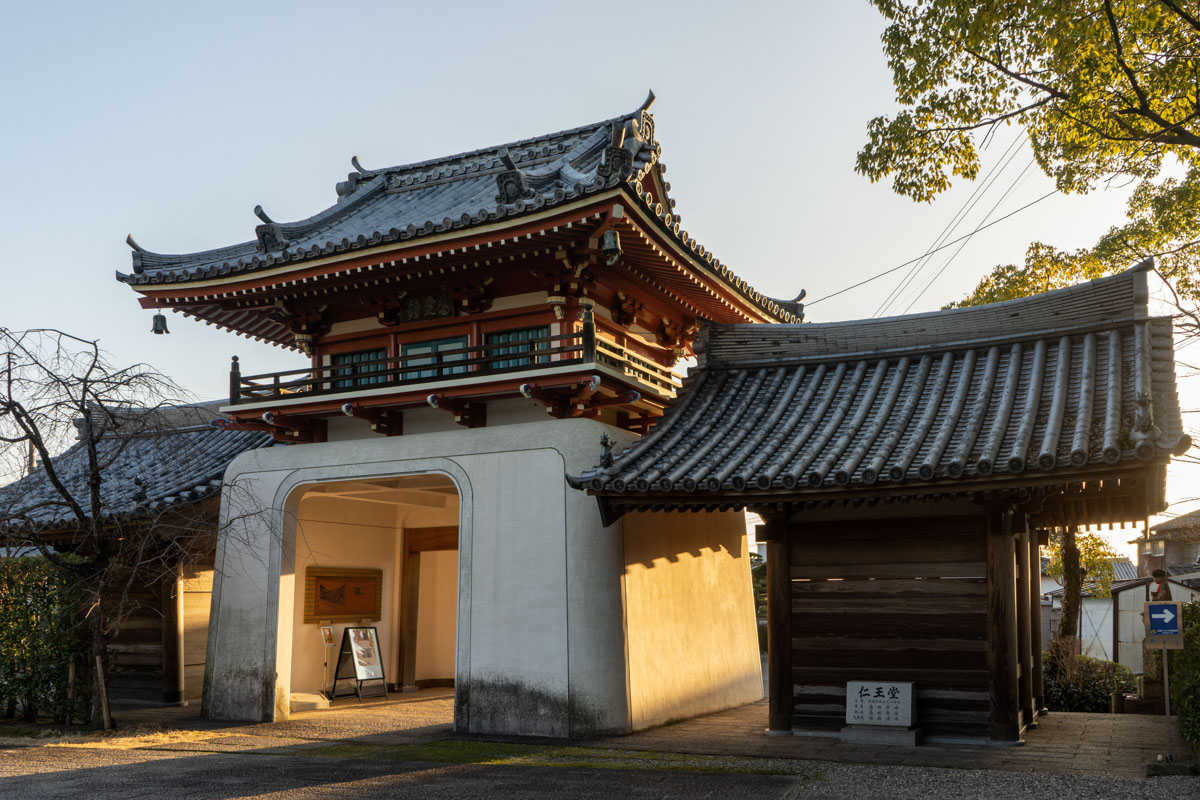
(326, 416, 375, 442)
(486, 398, 552, 427)
(403, 408, 466, 435)
(205, 418, 638, 735)
(620, 509, 764, 730)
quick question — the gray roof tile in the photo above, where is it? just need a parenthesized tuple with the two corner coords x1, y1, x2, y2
(115, 95, 798, 324)
(572, 265, 1190, 497)
(0, 411, 273, 531)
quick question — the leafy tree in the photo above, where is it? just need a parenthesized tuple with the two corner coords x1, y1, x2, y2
(858, 1, 1200, 298)
(1044, 529, 1119, 644)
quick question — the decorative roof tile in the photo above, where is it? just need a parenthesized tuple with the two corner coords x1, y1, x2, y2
(116, 93, 796, 324)
(571, 265, 1190, 497)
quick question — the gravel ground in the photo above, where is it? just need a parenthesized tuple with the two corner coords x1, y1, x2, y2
(0, 737, 1196, 799)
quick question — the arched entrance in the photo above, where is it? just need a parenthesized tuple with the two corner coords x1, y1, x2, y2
(283, 474, 460, 703)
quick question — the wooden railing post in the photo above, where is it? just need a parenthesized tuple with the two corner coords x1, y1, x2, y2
(581, 307, 596, 363)
(228, 356, 240, 405)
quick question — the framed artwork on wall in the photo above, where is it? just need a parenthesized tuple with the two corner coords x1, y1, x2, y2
(304, 567, 383, 624)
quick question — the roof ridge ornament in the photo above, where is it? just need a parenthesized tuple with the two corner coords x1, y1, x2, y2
(597, 124, 634, 181)
(254, 205, 288, 252)
(495, 147, 534, 204)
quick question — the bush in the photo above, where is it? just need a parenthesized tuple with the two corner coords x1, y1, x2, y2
(1170, 600, 1200, 750)
(0, 557, 90, 723)
(1043, 639, 1136, 712)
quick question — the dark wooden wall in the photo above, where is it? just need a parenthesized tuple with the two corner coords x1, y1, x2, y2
(787, 516, 991, 740)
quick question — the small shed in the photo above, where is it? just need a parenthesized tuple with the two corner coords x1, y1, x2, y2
(572, 265, 1189, 743)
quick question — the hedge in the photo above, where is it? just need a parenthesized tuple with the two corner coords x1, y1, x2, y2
(0, 556, 90, 723)
(1043, 643, 1136, 713)
(1170, 600, 1200, 750)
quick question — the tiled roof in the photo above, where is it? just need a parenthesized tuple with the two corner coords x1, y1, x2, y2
(1113, 558, 1139, 581)
(115, 93, 797, 324)
(0, 407, 273, 532)
(1044, 576, 1148, 598)
(1150, 508, 1200, 533)
(571, 265, 1189, 497)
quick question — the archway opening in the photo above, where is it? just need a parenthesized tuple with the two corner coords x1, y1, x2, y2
(285, 473, 460, 702)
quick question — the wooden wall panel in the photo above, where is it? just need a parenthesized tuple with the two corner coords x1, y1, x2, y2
(788, 516, 991, 740)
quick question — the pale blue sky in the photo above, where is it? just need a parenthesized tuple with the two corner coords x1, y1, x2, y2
(3, 2, 1187, 539)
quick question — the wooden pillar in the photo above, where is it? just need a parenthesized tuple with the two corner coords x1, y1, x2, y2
(1015, 520, 1034, 729)
(160, 567, 184, 704)
(1027, 532, 1046, 714)
(762, 515, 792, 734)
(1029, 529, 1046, 715)
(398, 548, 421, 692)
(986, 509, 1020, 742)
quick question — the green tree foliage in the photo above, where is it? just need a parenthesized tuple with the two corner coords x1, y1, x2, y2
(859, 1, 1200, 297)
(1044, 529, 1119, 596)
(0, 557, 89, 723)
(1170, 600, 1200, 748)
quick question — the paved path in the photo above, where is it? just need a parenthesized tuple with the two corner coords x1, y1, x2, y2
(584, 699, 1188, 779)
(0, 691, 1196, 798)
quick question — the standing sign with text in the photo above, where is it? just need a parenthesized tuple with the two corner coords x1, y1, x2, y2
(1145, 601, 1184, 650)
(845, 681, 916, 727)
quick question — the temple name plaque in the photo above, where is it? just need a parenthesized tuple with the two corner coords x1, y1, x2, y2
(845, 681, 916, 727)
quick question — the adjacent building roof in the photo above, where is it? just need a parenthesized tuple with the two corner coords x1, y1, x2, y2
(1149, 508, 1200, 534)
(571, 265, 1189, 512)
(0, 404, 273, 532)
(116, 93, 798, 326)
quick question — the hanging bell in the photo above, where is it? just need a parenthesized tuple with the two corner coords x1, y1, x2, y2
(151, 313, 170, 335)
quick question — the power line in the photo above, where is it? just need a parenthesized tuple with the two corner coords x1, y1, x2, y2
(874, 131, 1028, 317)
(899, 158, 1038, 314)
(806, 189, 1060, 308)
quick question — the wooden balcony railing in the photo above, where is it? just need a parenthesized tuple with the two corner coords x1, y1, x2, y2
(228, 313, 681, 405)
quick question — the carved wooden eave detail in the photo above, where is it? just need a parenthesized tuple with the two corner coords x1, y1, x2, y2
(342, 403, 403, 436)
(520, 375, 641, 420)
(611, 292, 643, 328)
(214, 412, 325, 444)
(426, 394, 486, 428)
(452, 277, 496, 315)
(268, 300, 330, 356)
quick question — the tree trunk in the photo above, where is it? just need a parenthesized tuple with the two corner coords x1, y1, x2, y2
(87, 586, 111, 730)
(1057, 528, 1081, 652)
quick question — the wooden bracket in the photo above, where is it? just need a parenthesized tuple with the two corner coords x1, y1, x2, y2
(341, 403, 403, 436)
(426, 394, 486, 428)
(260, 411, 325, 443)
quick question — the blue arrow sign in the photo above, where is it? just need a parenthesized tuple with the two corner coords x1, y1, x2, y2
(1149, 602, 1181, 636)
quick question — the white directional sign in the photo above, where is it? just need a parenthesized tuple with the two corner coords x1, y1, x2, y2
(1145, 601, 1184, 650)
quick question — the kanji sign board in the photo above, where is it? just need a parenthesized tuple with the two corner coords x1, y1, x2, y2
(845, 681, 916, 727)
(1145, 601, 1184, 650)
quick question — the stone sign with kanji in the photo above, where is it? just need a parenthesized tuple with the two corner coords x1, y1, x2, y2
(845, 681, 916, 727)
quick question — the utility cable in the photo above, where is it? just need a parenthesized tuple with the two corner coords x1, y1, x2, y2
(874, 131, 1028, 317)
(899, 158, 1039, 314)
(806, 189, 1060, 308)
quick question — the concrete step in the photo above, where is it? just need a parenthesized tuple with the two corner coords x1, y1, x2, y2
(289, 693, 330, 713)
